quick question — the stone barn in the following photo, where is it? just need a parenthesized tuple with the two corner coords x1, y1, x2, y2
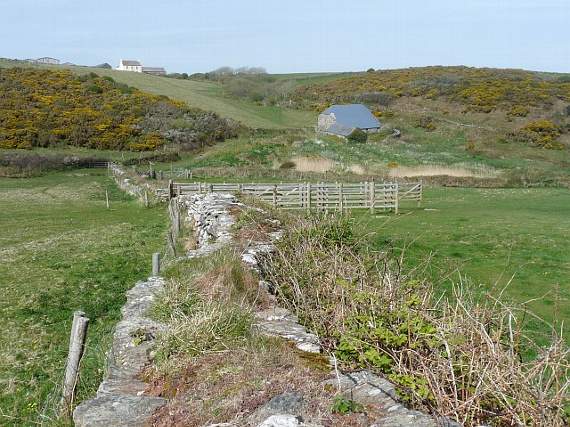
(317, 104, 381, 137)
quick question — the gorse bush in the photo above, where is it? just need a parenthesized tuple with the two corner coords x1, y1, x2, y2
(261, 214, 569, 426)
(0, 67, 239, 151)
(510, 119, 563, 149)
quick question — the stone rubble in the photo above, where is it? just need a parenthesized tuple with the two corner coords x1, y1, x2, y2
(180, 193, 239, 258)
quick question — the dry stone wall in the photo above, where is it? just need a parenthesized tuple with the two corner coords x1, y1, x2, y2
(74, 179, 449, 427)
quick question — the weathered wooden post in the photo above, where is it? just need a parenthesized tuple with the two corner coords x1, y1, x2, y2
(339, 182, 344, 213)
(144, 189, 149, 208)
(159, 170, 163, 180)
(105, 188, 110, 209)
(369, 180, 376, 214)
(394, 183, 399, 215)
(185, 169, 190, 179)
(168, 180, 173, 200)
(152, 252, 161, 277)
(418, 179, 423, 207)
(273, 184, 277, 207)
(307, 182, 311, 212)
(209, 183, 213, 193)
(62, 311, 89, 412)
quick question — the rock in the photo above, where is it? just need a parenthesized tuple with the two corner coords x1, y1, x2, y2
(73, 395, 167, 427)
(255, 308, 321, 354)
(258, 415, 302, 427)
(263, 392, 304, 414)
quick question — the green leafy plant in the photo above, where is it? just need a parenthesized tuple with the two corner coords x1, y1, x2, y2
(331, 396, 364, 414)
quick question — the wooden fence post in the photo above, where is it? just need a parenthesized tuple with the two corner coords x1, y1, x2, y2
(369, 180, 376, 214)
(418, 179, 423, 207)
(144, 189, 149, 208)
(152, 252, 161, 277)
(105, 189, 110, 209)
(62, 311, 89, 412)
(273, 184, 277, 207)
(307, 182, 311, 212)
(394, 183, 399, 215)
(168, 180, 173, 200)
(339, 182, 344, 213)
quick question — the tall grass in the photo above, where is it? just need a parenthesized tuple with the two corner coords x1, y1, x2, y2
(261, 214, 569, 426)
(151, 249, 262, 372)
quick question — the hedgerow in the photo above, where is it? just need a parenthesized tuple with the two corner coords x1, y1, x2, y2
(0, 68, 240, 151)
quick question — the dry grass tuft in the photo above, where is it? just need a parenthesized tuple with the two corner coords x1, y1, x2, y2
(261, 214, 570, 426)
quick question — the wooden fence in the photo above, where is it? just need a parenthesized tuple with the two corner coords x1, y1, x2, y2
(158, 181, 422, 213)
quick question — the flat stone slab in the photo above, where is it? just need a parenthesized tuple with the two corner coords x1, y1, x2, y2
(74, 395, 167, 427)
(255, 307, 321, 353)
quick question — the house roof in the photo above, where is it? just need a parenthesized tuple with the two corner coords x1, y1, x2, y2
(120, 60, 141, 66)
(322, 104, 381, 132)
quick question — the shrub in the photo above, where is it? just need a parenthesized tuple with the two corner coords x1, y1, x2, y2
(347, 128, 368, 144)
(511, 119, 563, 149)
(356, 91, 394, 107)
(279, 160, 296, 169)
(417, 116, 436, 131)
(507, 105, 530, 118)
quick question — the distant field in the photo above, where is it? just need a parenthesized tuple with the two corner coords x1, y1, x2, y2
(0, 59, 317, 129)
(357, 187, 570, 343)
(0, 170, 166, 425)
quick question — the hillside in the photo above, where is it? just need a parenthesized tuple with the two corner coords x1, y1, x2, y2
(0, 58, 318, 129)
(0, 67, 238, 151)
(293, 66, 570, 112)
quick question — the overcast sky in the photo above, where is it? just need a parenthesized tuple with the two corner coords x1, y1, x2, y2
(1, 0, 569, 73)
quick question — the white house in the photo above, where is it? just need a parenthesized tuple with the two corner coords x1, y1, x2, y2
(117, 60, 143, 72)
(116, 60, 166, 75)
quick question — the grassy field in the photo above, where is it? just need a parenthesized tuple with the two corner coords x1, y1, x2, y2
(0, 59, 316, 129)
(0, 170, 166, 426)
(357, 187, 570, 343)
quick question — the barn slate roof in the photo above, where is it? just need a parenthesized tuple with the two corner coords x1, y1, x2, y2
(322, 104, 381, 135)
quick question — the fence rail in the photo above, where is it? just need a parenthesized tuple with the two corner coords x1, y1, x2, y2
(157, 181, 422, 213)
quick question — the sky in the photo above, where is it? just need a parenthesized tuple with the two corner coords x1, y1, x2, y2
(1, 0, 569, 74)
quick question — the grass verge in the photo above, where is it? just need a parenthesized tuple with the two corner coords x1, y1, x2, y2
(0, 169, 166, 425)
